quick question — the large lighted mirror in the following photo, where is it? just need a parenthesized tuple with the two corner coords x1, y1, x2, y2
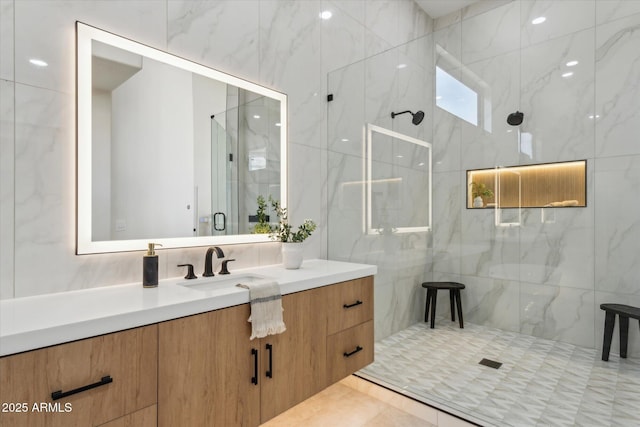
(76, 22, 287, 254)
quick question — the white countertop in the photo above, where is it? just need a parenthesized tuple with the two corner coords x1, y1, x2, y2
(0, 259, 376, 357)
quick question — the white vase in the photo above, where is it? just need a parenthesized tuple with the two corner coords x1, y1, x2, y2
(473, 196, 484, 208)
(281, 242, 304, 269)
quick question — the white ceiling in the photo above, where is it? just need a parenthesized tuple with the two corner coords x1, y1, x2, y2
(414, 0, 480, 19)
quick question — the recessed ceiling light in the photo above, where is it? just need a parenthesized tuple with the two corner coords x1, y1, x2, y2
(253, 115, 260, 119)
(532, 16, 546, 25)
(29, 58, 48, 67)
(275, 123, 281, 127)
(341, 138, 349, 142)
(566, 60, 579, 67)
(397, 63, 407, 69)
(320, 10, 332, 20)
(562, 72, 574, 78)
(588, 114, 600, 119)
(396, 155, 404, 158)
(418, 162, 425, 166)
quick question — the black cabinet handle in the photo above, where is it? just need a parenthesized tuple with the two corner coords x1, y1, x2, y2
(266, 343, 273, 378)
(343, 346, 363, 358)
(251, 349, 258, 385)
(51, 375, 113, 400)
(343, 300, 363, 309)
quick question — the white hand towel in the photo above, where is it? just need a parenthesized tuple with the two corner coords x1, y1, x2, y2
(237, 280, 286, 340)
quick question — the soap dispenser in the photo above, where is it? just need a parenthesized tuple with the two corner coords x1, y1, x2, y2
(143, 243, 162, 288)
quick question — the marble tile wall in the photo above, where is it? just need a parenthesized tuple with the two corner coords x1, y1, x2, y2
(0, 0, 430, 299)
(428, 0, 640, 354)
(328, 0, 640, 353)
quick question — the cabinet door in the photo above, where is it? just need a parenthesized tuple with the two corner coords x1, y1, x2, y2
(158, 304, 260, 427)
(259, 287, 328, 423)
(327, 320, 374, 384)
(0, 325, 157, 427)
(326, 276, 374, 335)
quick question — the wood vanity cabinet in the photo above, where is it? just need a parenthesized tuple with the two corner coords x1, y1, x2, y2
(158, 288, 328, 426)
(158, 303, 260, 427)
(324, 276, 374, 384)
(259, 286, 328, 422)
(158, 276, 373, 427)
(0, 325, 157, 427)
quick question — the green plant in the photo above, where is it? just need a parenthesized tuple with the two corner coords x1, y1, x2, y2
(470, 182, 494, 199)
(251, 195, 271, 234)
(269, 196, 317, 243)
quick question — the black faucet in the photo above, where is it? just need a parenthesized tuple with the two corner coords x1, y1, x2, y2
(203, 246, 225, 277)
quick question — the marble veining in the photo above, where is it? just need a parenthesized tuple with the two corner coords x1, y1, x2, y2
(361, 322, 640, 427)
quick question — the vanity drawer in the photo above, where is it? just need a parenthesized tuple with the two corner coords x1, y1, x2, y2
(326, 276, 374, 335)
(0, 325, 157, 427)
(326, 320, 374, 384)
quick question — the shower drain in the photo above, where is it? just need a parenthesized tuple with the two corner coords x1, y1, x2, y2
(479, 358, 502, 369)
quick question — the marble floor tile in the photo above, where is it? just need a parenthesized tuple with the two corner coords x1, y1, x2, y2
(360, 322, 640, 427)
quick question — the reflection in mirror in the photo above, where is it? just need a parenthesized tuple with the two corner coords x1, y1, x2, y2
(77, 22, 287, 254)
(366, 124, 432, 235)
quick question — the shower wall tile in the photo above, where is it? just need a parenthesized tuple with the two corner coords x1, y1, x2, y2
(288, 142, 325, 259)
(519, 204, 594, 290)
(460, 206, 521, 281)
(395, 35, 433, 142)
(594, 155, 640, 296)
(0, 0, 13, 81)
(520, 29, 595, 163)
(594, 291, 640, 358)
(461, 0, 513, 21)
(519, 282, 595, 348)
(460, 1, 520, 65)
(364, 25, 394, 59)
(596, 0, 640, 26)
(167, 0, 260, 82)
(327, 61, 365, 157)
(364, 0, 398, 48)
(327, 151, 366, 261)
(595, 12, 640, 158)
(432, 172, 462, 276)
(321, 1, 365, 75)
(520, 0, 595, 48)
(260, 0, 323, 151)
(365, 48, 399, 124)
(14, 0, 166, 94)
(460, 51, 521, 171)
(396, 0, 432, 45)
(459, 274, 520, 333)
(328, 0, 365, 26)
(0, 80, 14, 299)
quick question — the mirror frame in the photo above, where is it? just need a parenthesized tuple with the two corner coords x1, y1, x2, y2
(76, 22, 288, 254)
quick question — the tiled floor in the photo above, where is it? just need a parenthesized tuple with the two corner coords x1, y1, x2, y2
(262, 376, 475, 427)
(360, 322, 640, 427)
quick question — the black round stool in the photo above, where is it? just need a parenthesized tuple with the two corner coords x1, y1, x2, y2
(421, 282, 465, 329)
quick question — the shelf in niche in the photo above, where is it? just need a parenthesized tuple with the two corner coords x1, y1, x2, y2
(467, 160, 586, 209)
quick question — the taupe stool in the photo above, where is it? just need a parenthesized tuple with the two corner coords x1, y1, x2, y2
(421, 282, 465, 329)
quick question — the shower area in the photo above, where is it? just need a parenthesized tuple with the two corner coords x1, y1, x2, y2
(326, 1, 640, 426)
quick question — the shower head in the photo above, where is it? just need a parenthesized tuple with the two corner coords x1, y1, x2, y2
(507, 111, 524, 126)
(391, 110, 425, 125)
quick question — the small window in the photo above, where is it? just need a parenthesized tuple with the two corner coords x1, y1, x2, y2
(436, 66, 478, 126)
